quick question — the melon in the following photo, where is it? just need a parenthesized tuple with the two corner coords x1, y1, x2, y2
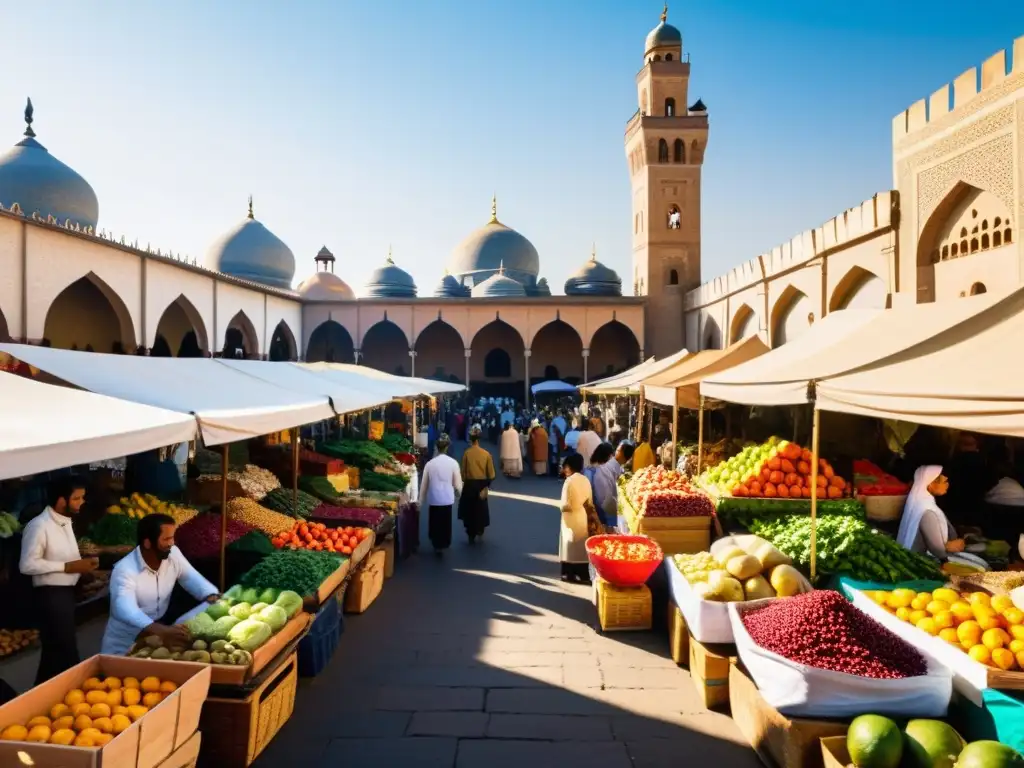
(954, 741, 1024, 768)
(725, 554, 762, 581)
(847, 714, 903, 768)
(903, 719, 966, 768)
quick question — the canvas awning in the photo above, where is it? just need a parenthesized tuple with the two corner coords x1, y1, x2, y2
(579, 356, 656, 392)
(299, 362, 465, 397)
(0, 370, 198, 480)
(815, 286, 1024, 437)
(581, 349, 691, 395)
(642, 335, 770, 408)
(531, 380, 577, 395)
(0, 344, 334, 445)
(700, 288, 1013, 407)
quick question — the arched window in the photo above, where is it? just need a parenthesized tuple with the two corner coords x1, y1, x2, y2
(669, 269, 679, 285)
(673, 139, 685, 163)
(657, 139, 669, 163)
(543, 365, 559, 380)
(970, 238, 979, 253)
(484, 348, 511, 378)
(941, 245, 949, 260)
(666, 53, 673, 61)
(1007, 228, 1014, 243)
(970, 282, 987, 296)
(982, 233, 990, 249)
(951, 243, 958, 257)
(994, 231, 1003, 247)
(653, 54, 661, 61)
(961, 239, 968, 254)
(667, 205, 681, 229)
(665, 98, 676, 116)
(982, 220, 989, 230)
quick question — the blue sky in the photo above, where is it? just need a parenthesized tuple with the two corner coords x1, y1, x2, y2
(2, 1, 1022, 294)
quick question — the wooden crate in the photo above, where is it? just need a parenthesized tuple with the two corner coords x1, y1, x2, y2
(688, 633, 736, 710)
(198, 653, 298, 767)
(820, 736, 850, 768)
(596, 579, 652, 632)
(647, 527, 712, 555)
(668, 602, 689, 665)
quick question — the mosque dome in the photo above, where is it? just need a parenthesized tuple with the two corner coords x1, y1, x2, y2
(0, 99, 99, 229)
(447, 196, 540, 287)
(434, 271, 470, 298)
(565, 247, 622, 297)
(364, 249, 417, 298)
(471, 264, 528, 298)
(527, 277, 552, 297)
(645, 5, 682, 54)
(206, 197, 296, 289)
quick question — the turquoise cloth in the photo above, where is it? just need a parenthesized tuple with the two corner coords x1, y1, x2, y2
(951, 690, 1024, 753)
(833, 574, 945, 600)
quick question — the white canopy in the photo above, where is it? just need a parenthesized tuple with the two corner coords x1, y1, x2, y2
(299, 362, 464, 397)
(816, 286, 1024, 437)
(642, 335, 770, 408)
(581, 350, 691, 395)
(531, 380, 577, 395)
(217, 359, 392, 415)
(0, 371, 197, 480)
(700, 289, 1011, 407)
(579, 356, 656, 392)
(0, 344, 334, 445)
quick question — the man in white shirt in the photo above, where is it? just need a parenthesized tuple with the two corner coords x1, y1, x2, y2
(576, 425, 602, 466)
(418, 434, 463, 555)
(20, 477, 98, 684)
(101, 513, 220, 656)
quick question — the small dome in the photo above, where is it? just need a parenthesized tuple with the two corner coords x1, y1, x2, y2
(297, 271, 355, 301)
(434, 271, 470, 298)
(206, 197, 296, 289)
(364, 249, 417, 298)
(645, 5, 682, 54)
(527, 277, 552, 297)
(565, 248, 622, 297)
(0, 99, 99, 229)
(448, 196, 540, 286)
(471, 264, 527, 298)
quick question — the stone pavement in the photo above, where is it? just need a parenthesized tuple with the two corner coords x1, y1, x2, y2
(256, 442, 760, 768)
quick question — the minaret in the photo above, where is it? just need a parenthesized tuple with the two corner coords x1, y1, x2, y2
(625, 4, 709, 358)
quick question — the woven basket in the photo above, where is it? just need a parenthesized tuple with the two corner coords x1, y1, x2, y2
(596, 579, 652, 631)
(863, 494, 907, 522)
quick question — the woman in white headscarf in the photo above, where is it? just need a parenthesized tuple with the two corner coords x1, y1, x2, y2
(898, 465, 957, 559)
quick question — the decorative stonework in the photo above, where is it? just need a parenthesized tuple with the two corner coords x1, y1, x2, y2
(1018, 99, 1024, 229)
(917, 133, 1015, 227)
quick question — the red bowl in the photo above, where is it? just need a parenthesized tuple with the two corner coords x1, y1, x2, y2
(585, 534, 663, 587)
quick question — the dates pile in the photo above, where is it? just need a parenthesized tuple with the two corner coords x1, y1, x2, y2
(644, 490, 715, 518)
(740, 590, 927, 679)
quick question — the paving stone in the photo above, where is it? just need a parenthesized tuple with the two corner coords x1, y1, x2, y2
(600, 666, 692, 689)
(323, 737, 459, 767)
(485, 688, 617, 716)
(627, 738, 763, 768)
(486, 713, 614, 741)
(562, 666, 604, 689)
(456, 739, 632, 768)
(313, 711, 412, 739)
(385, 665, 561, 688)
(407, 711, 489, 737)
(374, 686, 485, 711)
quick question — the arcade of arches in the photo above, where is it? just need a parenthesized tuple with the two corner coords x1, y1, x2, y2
(44, 275, 136, 354)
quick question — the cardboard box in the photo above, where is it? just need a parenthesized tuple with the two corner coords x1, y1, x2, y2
(345, 549, 386, 614)
(156, 732, 201, 768)
(729, 665, 848, 768)
(0, 655, 211, 768)
(668, 602, 689, 665)
(688, 634, 736, 709)
(374, 537, 395, 579)
(819, 736, 851, 768)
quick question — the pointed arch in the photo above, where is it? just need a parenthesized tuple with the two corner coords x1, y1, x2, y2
(414, 320, 465, 382)
(360, 320, 409, 374)
(829, 266, 888, 312)
(587, 321, 640, 378)
(673, 139, 685, 163)
(222, 310, 258, 359)
(154, 294, 209, 356)
(531, 320, 584, 384)
(43, 272, 136, 352)
(306, 320, 355, 363)
(701, 316, 721, 350)
(730, 303, 758, 344)
(770, 285, 813, 348)
(657, 139, 669, 163)
(470, 320, 526, 397)
(269, 320, 298, 361)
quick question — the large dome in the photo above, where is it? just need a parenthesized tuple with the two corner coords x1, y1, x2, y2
(447, 196, 540, 286)
(297, 271, 355, 301)
(206, 198, 296, 289)
(565, 247, 623, 296)
(645, 6, 682, 54)
(471, 266, 527, 298)
(364, 250, 417, 298)
(0, 99, 99, 229)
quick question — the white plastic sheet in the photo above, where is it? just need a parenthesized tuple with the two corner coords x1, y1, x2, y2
(664, 558, 734, 643)
(727, 599, 952, 717)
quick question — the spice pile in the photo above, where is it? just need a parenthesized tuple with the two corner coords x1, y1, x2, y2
(311, 506, 388, 527)
(589, 537, 662, 562)
(196, 465, 280, 500)
(740, 590, 927, 679)
(225, 498, 296, 536)
(175, 514, 253, 560)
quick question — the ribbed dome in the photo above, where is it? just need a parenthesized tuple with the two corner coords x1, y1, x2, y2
(0, 99, 99, 229)
(297, 271, 355, 301)
(645, 6, 682, 53)
(364, 250, 417, 298)
(434, 271, 470, 298)
(206, 198, 296, 289)
(471, 266, 527, 298)
(448, 196, 540, 287)
(565, 249, 622, 297)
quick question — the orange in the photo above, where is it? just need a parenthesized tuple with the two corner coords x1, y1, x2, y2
(26, 716, 51, 729)
(92, 717, 112, 734)
(73, 715, 93, 732)
(94, 732, 114, 747)
(983, 628, 1010, 650)
(1016, 650, 1024, 670)
(159, 681, 177, 694)
(1003, 608, 1024, 626)
(73, 733, 95, 747)
(104, 677, 122, 691)
(110, 714, 132, 734)
(140, 677, 161, 694)
(49, 728, 76, 745)
(52, 716, 74, 731)
(125, 705, 149, 721)
(64, 689, 85, 707)
(72, 703, 92, 717)
(939, 627, 960, 645)
(49, 703, 70, 720)
(112, 706, 129, 717)
(85, 690, 108, 705)
(82, 677, 104, 692)
(122, 677, 140, 690)
(992, 648, 1017, 671)
(90, 703, 111, 719)
(122, 689, 141, 707)
(958, 620, 982, 647)
(968, 645, 992, 665)
(0, 724, 28, 741)
(992, 595, 1015, 613)
(142, 692, 163, 709)
(26, 725, 51, 743)
(105, 689, 122, 707)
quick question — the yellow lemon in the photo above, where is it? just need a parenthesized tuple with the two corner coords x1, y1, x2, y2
(26, 725, 51, 743)
(939, 627, 961, 645)
(933, 611, 956, 630)
(926, 600, 951, 615)
(911, 595, 931, 611)
(992, 648, 1017, 671)
(1003, 608, 1024, 626)
(958, 620, 982, 647)
(951, 602, 975, 622)
(909, 609, 929, 625)
(983, 628, 1010, 650)
(933, 588, 960, 605)
(64, 689, 85, 708)
(49, 728, 76, 746)
(888, 589, 915, 609)
(969, 592, 992, 607)
(969, 644, 992, 665)
(1016, 650, 1024, 670)
(0, 724, 28, 741)
(870, 590, 888, 605)
(1010, 639, 1024, 655)
(916, 617, 939, 635)
(1010, 625, 1024, 642)
(978, 614, 1002, 631)
(896, 607, 912, 622)
(992, 595, 1015, 613)
(49, 703, 70, 721)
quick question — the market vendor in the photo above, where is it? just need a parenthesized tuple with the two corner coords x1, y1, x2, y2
(100, 513, 220, 656)
(897, 466, 959, 560)
(19, 477, 99, 684)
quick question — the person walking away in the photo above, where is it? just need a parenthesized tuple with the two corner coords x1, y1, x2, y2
(898, 466, 960, 560)
(529, 419, 549, 476)
(559, 453, 594, 583)
(500, 422, 523, 479)
(549, 412, 567, 475)
(576, 423, 602, 466)
(459, 425, 496, 543)
(20, 477, 98, 684)
(589, 442, 619, 530)
(418, 434, 463, 555)
(101, 513, 220, 656)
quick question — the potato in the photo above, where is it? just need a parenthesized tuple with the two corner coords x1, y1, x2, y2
(725, 555, 762, 581)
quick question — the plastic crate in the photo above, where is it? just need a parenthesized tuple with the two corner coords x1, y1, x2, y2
(298, 597, 341, 677)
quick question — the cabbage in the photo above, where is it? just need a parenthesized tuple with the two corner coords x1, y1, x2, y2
(228, 602, 253, 620)
(256, 605, 288, 632)
(185, 612, 215, 638)
(251, 602, 268, 613)
(224, 584, 244, 602)
(227, 618, 273, 652)
(240, 587, 261, 604)
(273, 590, 303, 619)
(205, 600, 232, 621)
(257, 588, 280, 605)
(210, 615, 241, 639)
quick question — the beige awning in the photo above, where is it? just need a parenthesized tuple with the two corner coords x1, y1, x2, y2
(581, 348, 691, 395)
(642, 335, 770, 408)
